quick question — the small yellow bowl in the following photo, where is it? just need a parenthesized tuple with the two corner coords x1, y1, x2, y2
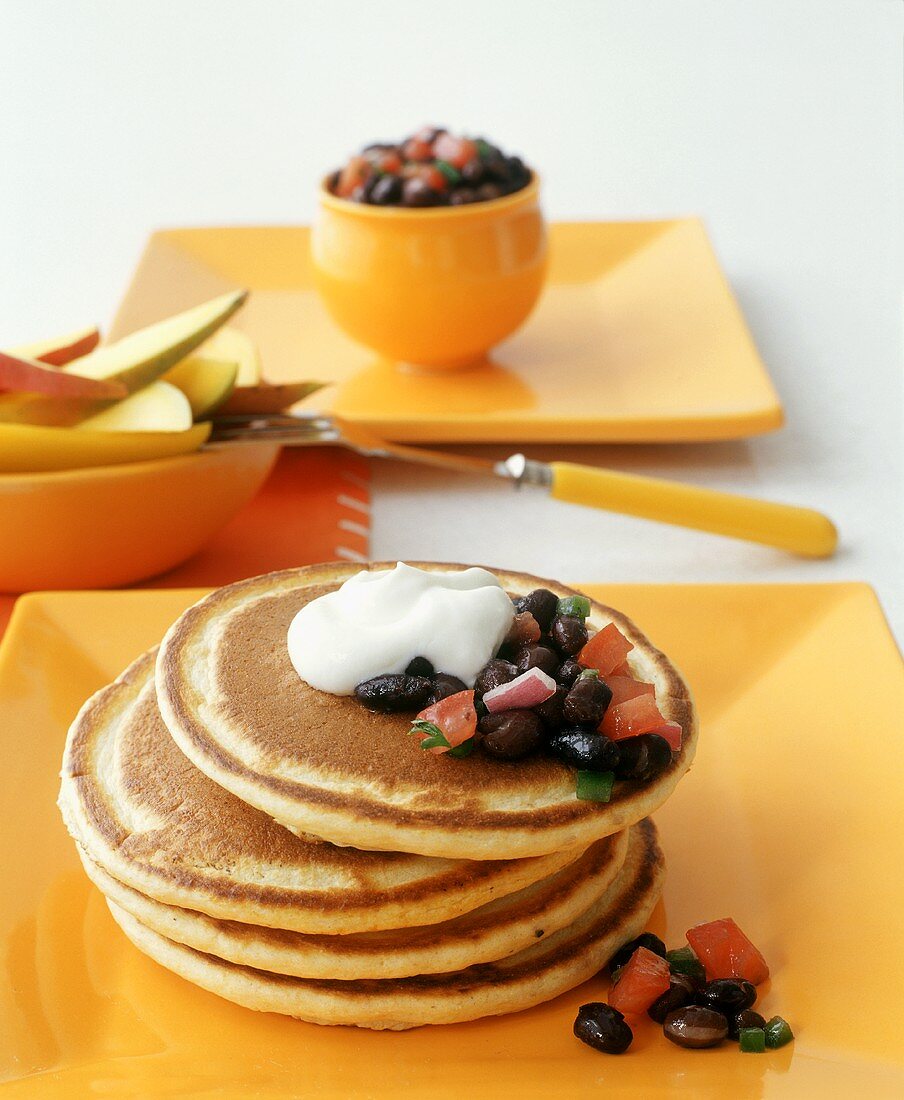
(0, 442, 279, 593)
(311, 174, 547, 369)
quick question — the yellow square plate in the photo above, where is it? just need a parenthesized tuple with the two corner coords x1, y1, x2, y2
(109, 222, 784, 443)
(1, 583, 902, 1097)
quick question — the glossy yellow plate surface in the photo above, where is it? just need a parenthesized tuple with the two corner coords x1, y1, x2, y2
(1, 583, 901, 1097)
(110, 223, 784, 443)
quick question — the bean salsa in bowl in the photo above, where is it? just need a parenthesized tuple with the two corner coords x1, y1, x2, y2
(312, 127, 547, 368)
(327, 127, 533, 208)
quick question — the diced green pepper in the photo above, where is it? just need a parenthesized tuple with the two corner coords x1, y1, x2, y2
(764, 1016, 794, 1049)
(475, 139, 493, 159)
(435, 159, 461, 185)
(739, 1027, 766, 1053)
(666, 946, 707, 985)
(576, 770, 614, 802)
(578, 668, 600, 680)
(557, 595, 591, 619)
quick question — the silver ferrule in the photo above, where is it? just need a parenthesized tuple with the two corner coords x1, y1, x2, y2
(494, 453, 553, 489)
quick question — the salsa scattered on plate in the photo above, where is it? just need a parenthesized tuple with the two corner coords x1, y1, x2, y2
(574, 921, 794, 1056)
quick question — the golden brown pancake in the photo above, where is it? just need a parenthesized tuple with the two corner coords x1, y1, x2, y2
(59, 650, 586, 934)
(78, 827, 629, 979)
(156, 563, 697, 859)
(106, 819, 664, 1029)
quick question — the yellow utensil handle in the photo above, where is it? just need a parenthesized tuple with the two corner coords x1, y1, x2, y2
(550, 462, 838, 558)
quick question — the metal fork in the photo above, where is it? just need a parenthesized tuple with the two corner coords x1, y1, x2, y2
(208, 413, 838, 557)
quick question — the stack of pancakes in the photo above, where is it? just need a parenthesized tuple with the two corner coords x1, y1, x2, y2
(59, 564, 697, 1029)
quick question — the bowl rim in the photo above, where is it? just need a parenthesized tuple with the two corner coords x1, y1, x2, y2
(0, 440, 280, 488)
(318, 171, 541, 221)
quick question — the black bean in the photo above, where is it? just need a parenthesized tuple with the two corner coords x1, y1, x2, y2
(555, 658, 583, 688)
(548, 727, 619, 771)
(648, 974, 698, 1024)
(534, 685, 567, 729)
(701, 979, 757, 1017)
(573, 1003, 633, 1055)
(563, 676, 613, 725)
(476, 182, 503, 202)
(614, 734, 673, 782)
(405, 656, 434, 678)
(474, 659, 518, 697)
(327, 169, 341, 193)
(728, 1008, 767, 1040)
(515, 645, 560, 677)
(449, 188, 479, 205)
(401, 177, 441, 206)
(608, 933, 668, 973)
(514, 588, 559, 632)
(550, 615, 589, 656)
(369, 174, 403, 205)
(507, 155, 528, 181)
(459, 159, 484, 184)
(428, 672, 468, 705)
(663, 1006, 729, 1049)
(483, 155, 511, 182)
(354, 674, 432, 713)
(479, 710, 542, 760)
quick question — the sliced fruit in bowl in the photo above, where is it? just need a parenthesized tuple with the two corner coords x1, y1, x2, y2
(9, 324, 100, 366)
(165, 357, 238, 419)
(0, 421, 211, 473)
(0, 291, 325, 589)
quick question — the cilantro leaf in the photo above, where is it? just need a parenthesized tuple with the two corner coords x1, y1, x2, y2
(409, 719, 451, 751)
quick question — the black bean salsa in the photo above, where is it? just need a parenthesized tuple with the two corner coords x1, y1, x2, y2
(327, 126, 532, 207)
(575, 919, 794, 1057)
(352, 588, 683, 801)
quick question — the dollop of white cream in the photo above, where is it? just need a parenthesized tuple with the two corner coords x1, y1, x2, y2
(287, 562, 515, 695)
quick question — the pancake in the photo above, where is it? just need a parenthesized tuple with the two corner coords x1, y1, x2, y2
(106, 819, 664, 1030)
(78, 825, 629, 979)
(156, 562, 697, 860)
(59, 650, 585, 934)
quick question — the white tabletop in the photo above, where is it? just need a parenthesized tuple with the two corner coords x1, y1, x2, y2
(2, 0, 901, 632)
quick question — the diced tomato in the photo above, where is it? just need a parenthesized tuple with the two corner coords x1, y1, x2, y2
(505, 611, 541, 648)
(412, 164, 448, 192)
(369, 150, 402, 174)
(600, 694, 666, 741)
(403, 136, 434, 161)
(608, 946, 670, 1015)
(605, 675, 655, 708)
(336, 155, 371, 197)
(414, 691, 477, 754)
(609, 661, 633, 677)
(648, 721, 683, 751)
(578, 623, 634, 676)
(432, 133, 478, 168)
(686, 918, 770, 986)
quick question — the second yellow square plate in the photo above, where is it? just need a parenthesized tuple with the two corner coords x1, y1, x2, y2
(2, 583, 902, 1097)
(109, 221, 783, 443)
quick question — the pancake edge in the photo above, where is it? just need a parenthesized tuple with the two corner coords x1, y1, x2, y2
(106, 819, 665, 1029)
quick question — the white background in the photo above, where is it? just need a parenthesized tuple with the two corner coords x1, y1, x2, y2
(2, 0, 901, 631)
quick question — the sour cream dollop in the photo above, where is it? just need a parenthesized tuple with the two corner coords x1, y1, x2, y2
(287, 562, 515, 695)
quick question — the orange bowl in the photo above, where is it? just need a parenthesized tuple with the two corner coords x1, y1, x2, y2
(0, 442, 279, 593)
(311, 174, 548, 368)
